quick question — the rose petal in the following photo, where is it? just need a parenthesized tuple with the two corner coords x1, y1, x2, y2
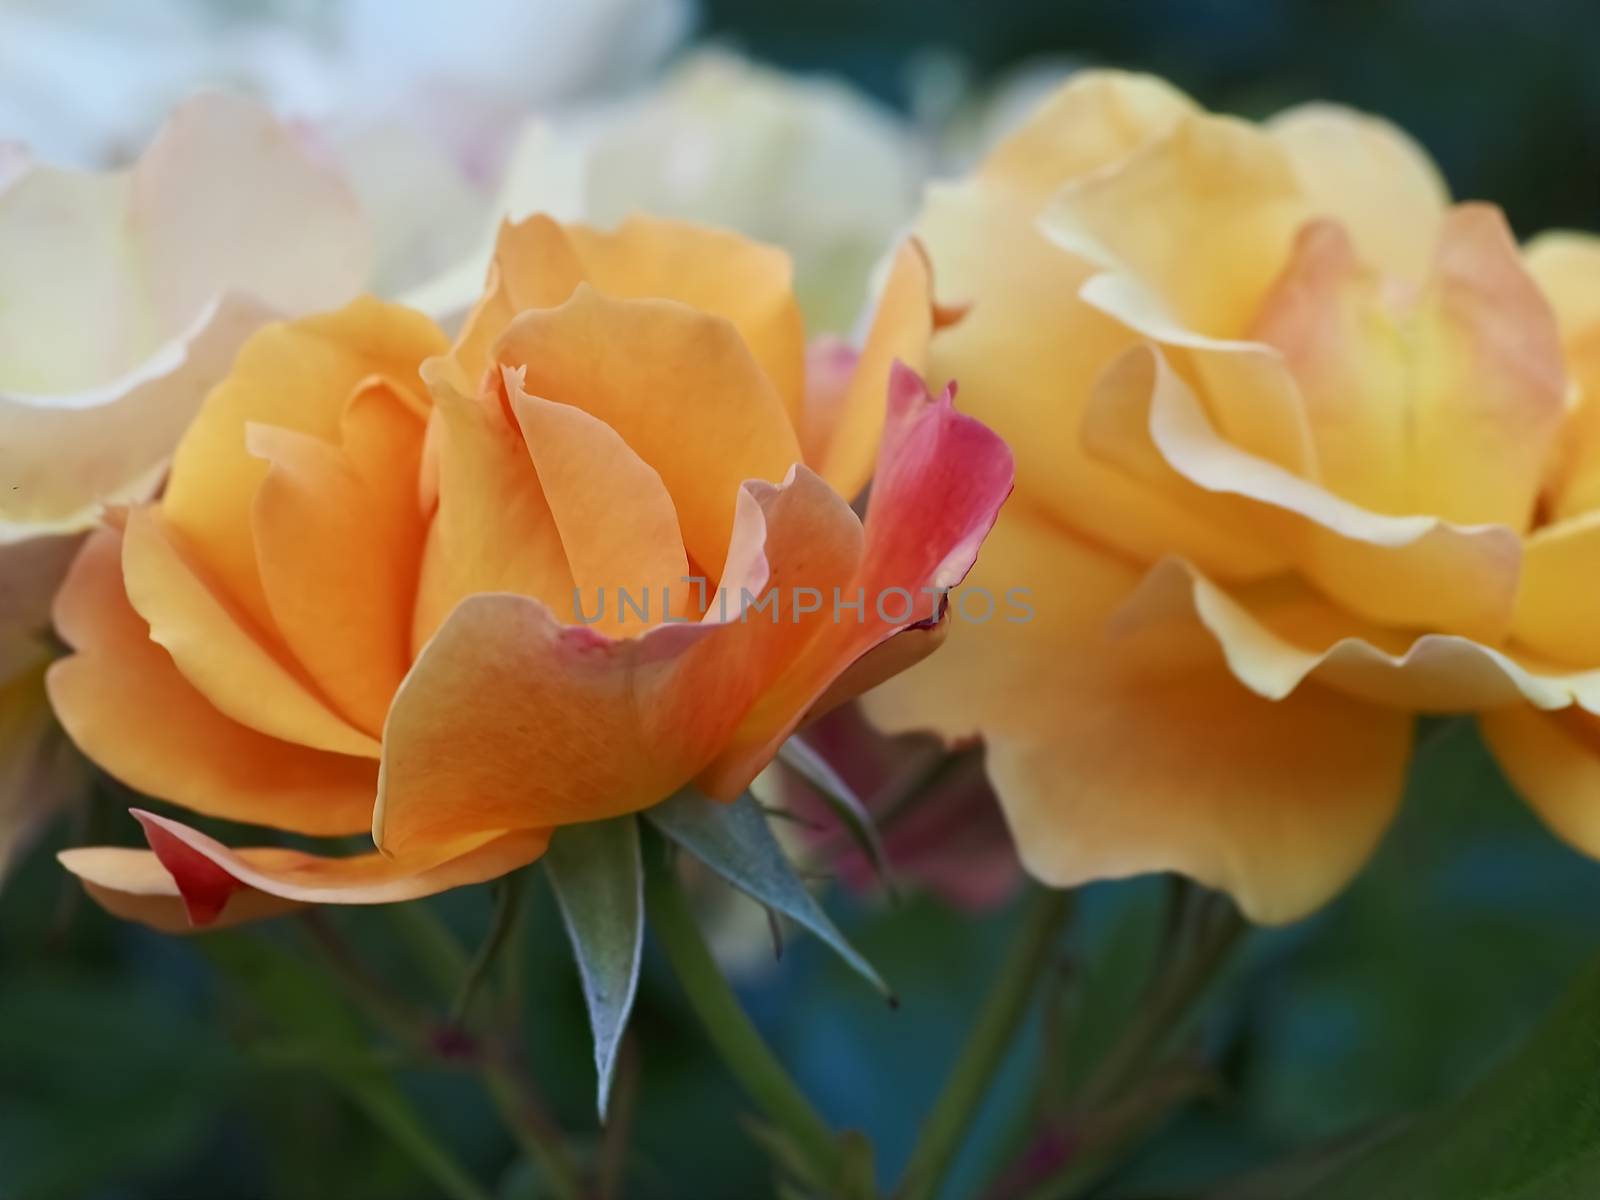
(1095, 344, 1523, 641)
(121, 506, 379, 757)
(1249, 206, 1565, 532)
(493, 284, 802, 577)
(374, 462, 866, 856)
(564, 215, 807, 422)
(1481, 706, 1600, 861)
(1267, 102, 1448, 282)
(1041, 111, 1305, 339)
(47, 529, 376, 835)
(803, 239, 936, 500)
(697, 364, 1014, 794)
(410, 373, 574, 652)
(59, 810, 549, 931)
(864, 504, 1410, 924)
(247, 384, 426, 738)
(504, 368, 690, 633)
(1525, 231, 1600, 520)
(977, 69, 1196, 206)
(0, 93, 369, 541)
(1118, 556, 1600, 713)
(162, 297, 447, 635)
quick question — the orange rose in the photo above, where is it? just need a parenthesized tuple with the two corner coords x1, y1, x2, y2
(54, 215, 1013, 931)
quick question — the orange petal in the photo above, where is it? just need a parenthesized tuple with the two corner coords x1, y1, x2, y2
(375, 461, 867, 856)
(47, 528, 376, 835)
(699, 365, 1014, 795)
(410, 372, 573, 652)
(247, 390, 424, 738)
(493, 285, 802, 577)
(121, 505, 379, 756)
(564, 216, 807, 423)
(161, 297, 446, 633)
(59, 846, 299, 933)
(443, 214, 587, 396)
(803, 240, 937, 501)
(505, 368, 690, 634)
(60, 809, 548, 931)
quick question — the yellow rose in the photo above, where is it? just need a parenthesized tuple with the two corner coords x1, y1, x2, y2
(865, 70, 1589, 923)
(54, 214, 1013, 931)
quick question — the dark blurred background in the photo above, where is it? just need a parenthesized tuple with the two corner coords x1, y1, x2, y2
(7, 1, 1600, 1198)
(705, 0, 1600, 238)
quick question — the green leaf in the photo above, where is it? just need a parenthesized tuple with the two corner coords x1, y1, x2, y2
(777, 735, 895, 892)
(646, 788, 891, 1000)
(1291, 954, 1600, 1200)
(543, 815, 645, 1123)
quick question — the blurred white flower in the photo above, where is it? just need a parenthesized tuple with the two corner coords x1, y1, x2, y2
(433, 50, 929, 333)
(0, 94, 369, 543)
(0, 0, 691, 168)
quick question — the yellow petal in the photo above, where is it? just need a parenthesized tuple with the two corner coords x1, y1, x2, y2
(1120, 556, 1600, 713)
(917, 156, 1264, 578)
(1042, 111, 1305, 339)
(863, 503, 1410, 924)
(493, 285, 801, 578)
(1510, 511, 1600, 667)
(1481, 706, 1600, 861)
(47, 529, 376, 836)
(1525, 231, 1600, 520)
(1249, 206, 1565, 531)
(1267, 102, 1448, 282)
(1096, 344, 1522, 641)
(977, 69, 1197, 206)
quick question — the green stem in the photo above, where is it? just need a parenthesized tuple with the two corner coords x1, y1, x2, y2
(386, 900, 472, 998)
(319, 900, 585, 1200)
(897, 887, 1075, 1200)
(645, 836, 843, 1181)
(480, 1054, 588, 1200)
(452, 870, 526, 1026)
(1074, 900, 1245, 1113)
